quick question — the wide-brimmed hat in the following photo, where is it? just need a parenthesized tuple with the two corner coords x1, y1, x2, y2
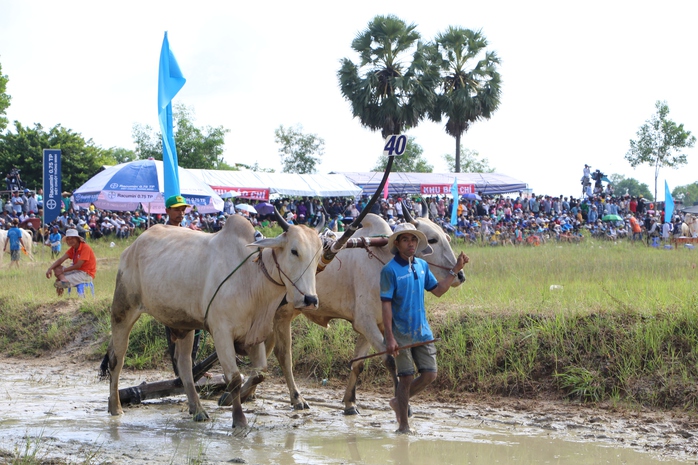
(64, 228, 85, 242)
(387, 223, 433, 256)
(165, 195, 191, 209)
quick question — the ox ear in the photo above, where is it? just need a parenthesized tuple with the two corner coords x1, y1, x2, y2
(248, 235, 287, 249)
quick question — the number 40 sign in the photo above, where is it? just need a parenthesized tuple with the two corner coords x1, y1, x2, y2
(383, 134, 407, 157)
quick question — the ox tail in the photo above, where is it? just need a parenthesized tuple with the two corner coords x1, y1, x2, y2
(99, 352, 110, 380)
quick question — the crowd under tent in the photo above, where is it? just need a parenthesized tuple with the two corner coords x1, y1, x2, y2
(336, 172, 528, 197)
(187, 169, 363, 201)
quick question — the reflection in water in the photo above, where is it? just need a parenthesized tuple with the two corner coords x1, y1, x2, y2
(0, 363, 691, 465)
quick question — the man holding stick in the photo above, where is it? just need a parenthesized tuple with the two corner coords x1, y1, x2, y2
(380, 223, 467, 433)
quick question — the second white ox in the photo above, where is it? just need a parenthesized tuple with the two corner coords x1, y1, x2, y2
(269, 207, 465, 414)
(104, 214, 323, 428)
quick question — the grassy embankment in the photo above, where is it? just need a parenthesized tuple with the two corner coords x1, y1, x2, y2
(1, 229, 697, 410)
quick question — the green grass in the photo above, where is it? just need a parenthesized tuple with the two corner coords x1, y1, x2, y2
(2, 231, 698, 409)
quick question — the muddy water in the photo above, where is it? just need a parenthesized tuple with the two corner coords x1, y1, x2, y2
(0, 360, 693, 464)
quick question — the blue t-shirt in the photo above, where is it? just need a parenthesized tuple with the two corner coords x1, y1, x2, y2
(380, 254, 438, 342)
(7, 227, 22, 251)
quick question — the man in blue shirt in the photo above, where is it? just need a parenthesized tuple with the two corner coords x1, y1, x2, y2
(380, 223, 467, 433)
(3, 218, 26, 269)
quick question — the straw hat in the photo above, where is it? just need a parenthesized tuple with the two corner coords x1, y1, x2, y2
(387, 223, 433, 256)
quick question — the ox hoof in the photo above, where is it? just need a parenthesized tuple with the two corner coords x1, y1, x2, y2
(241, 394, 256, 403)
(193, 411, 210, 422)
(218, 392, 233, 407)
(293, 401, 310, 411)
(343, 406, 360, 416)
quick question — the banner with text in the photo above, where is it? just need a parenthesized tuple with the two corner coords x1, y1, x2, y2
(420, 183, 476, 196)
(43, 149, 62, 224)
(210, 186, 269, 201)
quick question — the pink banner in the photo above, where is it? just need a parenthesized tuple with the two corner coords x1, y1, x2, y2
(211, 186, 269, 201)
(420, 184, 476, 196)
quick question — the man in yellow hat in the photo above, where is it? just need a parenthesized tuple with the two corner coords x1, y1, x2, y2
(381, 223, 467, 433)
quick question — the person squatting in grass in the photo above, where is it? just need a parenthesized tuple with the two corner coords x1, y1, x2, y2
(45, 228, 97, 296)
(381, 223, 468, 433)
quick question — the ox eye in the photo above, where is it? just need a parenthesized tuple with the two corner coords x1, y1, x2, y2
(428, 238, 438, 244)
(291, 249, 299, 256)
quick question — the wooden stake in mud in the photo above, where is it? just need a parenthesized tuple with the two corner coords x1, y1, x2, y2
(347, 338, 441, 368)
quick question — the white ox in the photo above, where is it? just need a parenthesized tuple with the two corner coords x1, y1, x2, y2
(104, 215, 323, 428)
(0, 228, 35, 263)
(682, 214, 698, 237)
(268, 208, 465, 414)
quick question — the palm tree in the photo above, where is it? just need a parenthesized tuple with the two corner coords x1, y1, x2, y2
(431, 27, 502, 172)
(337, 15, 439, 138)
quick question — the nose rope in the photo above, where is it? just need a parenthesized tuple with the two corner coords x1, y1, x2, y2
(271, 245, 322, 298)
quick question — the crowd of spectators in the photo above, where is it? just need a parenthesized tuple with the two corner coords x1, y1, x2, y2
(2, 184, 695, 251)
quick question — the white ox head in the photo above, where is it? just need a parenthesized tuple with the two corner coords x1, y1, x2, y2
(249, 214, 324, 310)
(403, 201, 466, 286)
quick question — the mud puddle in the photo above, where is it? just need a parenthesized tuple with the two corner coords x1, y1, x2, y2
(0, 358, 696, 464)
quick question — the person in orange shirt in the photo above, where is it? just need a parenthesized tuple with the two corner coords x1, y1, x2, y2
(45, 228, 97, 296)
(628, 214, 642, 241)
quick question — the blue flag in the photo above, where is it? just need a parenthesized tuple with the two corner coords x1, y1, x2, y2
(450, 177, 458, 226)
(158, 32, 186, 200)
(664, 180, 674, 224)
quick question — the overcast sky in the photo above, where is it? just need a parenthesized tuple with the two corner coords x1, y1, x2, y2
(1, 0, 696, 200)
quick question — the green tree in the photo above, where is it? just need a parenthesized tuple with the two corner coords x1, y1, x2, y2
(443, 146, 494, 173)
(274, 124, 324, 174)
(238, 162, 275, 173)
(608, 174, 653, 200)
(338, 15, 438, 138)
(0, 62, 10, 132)
(625, 100, 696, 201)
(132, 104, 232, 169)
(373, 136, 432, 172)
(0, 121, 113, 191)
(672, 182, 698, 208)
(104, 147, 137, 165)
(430, 27, 502, 172)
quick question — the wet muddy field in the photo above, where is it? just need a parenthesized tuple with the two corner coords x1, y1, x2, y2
(1, 355, 697, 464)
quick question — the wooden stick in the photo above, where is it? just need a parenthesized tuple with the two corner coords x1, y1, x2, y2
(348, 338, 441, 367)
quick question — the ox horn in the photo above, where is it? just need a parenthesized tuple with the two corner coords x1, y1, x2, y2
(421, 199, 430, 219)
(314, 212, 326, 233)
(275, 206, 290, 232)
(402, 200, 417, 225)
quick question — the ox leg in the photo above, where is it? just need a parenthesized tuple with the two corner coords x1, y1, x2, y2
(273, 307, 308, 410)
(107, 301, 141, 416)
(211, 331, 246, 428)
(174, 330, 209, 422)
(343, 334, 371, 415)
(240, 342, 267, 403)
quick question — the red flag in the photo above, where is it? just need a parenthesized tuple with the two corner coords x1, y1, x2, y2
(383, 178, 389, 200)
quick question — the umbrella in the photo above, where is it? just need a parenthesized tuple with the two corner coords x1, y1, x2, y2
(72, 159, 224, 214)
(602, 214, 623, 222)
(253, 202, 275, 215)
(220, 191, 242, 199)
(461, 193, 482, 201)
(236, 204, 257, 214)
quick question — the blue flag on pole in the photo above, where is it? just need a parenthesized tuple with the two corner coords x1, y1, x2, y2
(664, 180, 674, 224)
(158, 31, 186, 200)
(450, 177, 459, 225)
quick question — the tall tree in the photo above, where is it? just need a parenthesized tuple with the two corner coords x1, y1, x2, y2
(625, 100, 696, 201)
(443, 146, 494, 173)
(0, 62, 10, 132)
(274, 124, 324, 174)
(338, 15, 439, 138)
(373, 136, 432, 172)
(608, 174, 653, 200)
(0, 121, 112, 190)
(132, 104, 233, 170)
(430, 27, 502, 172)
